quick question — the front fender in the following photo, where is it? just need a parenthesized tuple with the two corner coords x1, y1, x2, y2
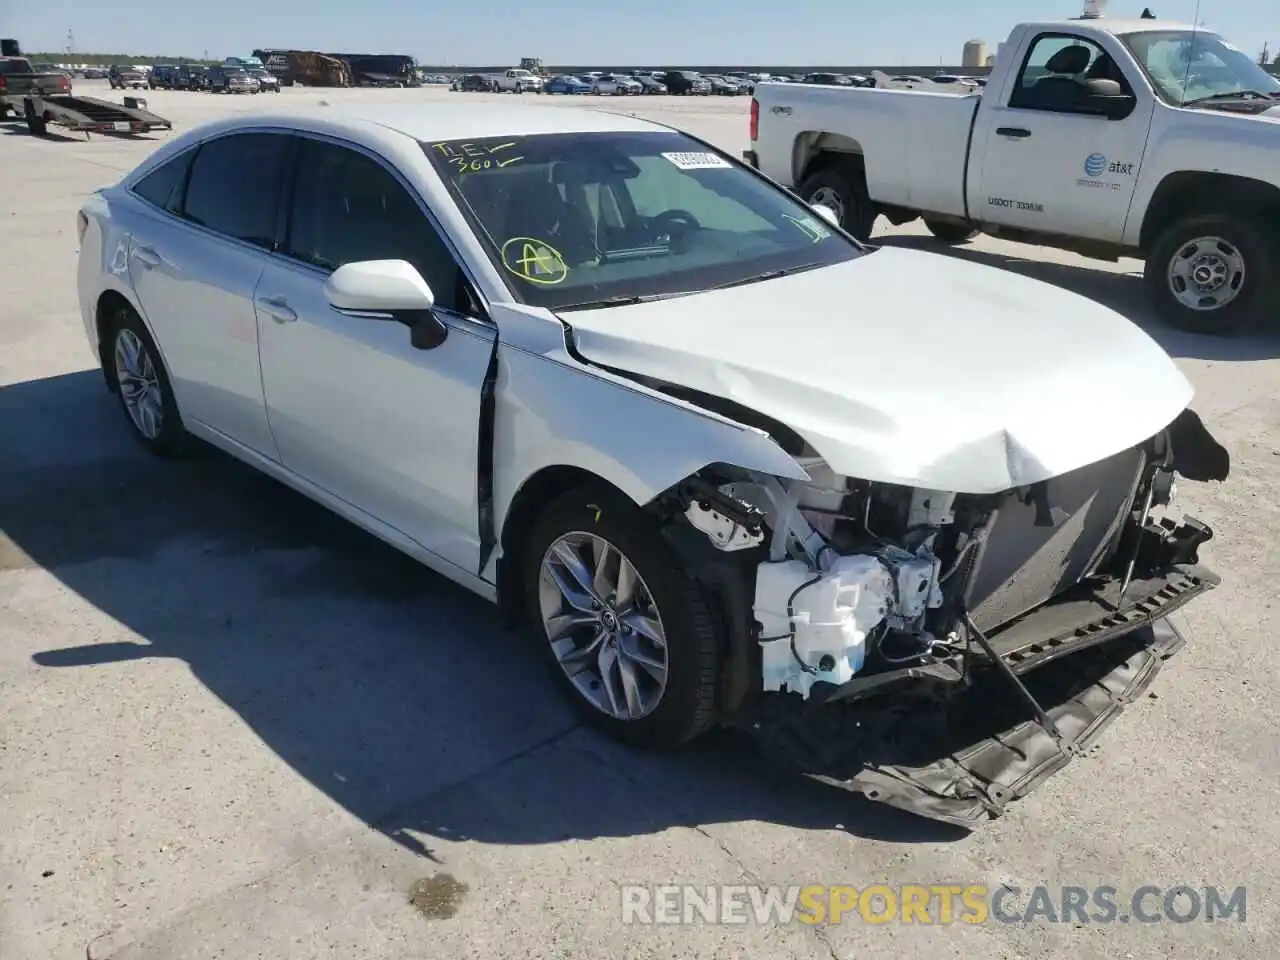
(490, 340, 808, 562)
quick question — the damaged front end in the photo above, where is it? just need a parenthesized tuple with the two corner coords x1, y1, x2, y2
(656, 408, 1228, 826)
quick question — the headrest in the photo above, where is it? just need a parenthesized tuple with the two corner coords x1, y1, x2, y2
(1045, 45, 1092, 75)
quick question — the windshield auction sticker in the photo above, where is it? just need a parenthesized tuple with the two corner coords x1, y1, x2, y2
(500, 237, 568, 284)
(661, 151, 732, 170)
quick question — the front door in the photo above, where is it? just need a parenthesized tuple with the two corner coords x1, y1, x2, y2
(125, 131, 291, 458)
(255, 135, 496, 574)
(974, 32, 1154, 242)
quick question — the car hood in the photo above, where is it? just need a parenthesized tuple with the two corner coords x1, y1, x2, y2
(562, 247, 1193, 494)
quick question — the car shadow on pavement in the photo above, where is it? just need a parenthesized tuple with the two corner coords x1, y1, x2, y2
(6, 371, 965, 862)
(876, 234, 1280, 362)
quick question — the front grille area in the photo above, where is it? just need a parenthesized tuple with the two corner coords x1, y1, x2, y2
(965, 445, 1147, 633)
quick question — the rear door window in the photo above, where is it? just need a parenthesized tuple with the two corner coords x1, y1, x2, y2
(179, 132, 292, 248)
(131, 150, 195, 213)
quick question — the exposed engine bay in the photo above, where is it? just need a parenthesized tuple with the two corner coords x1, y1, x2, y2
(657, 405, 1229, 825)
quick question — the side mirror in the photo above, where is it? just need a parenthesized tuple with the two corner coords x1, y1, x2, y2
(811, 203, 840, 226)
(1075, 78, 1136, 120)
(324, 259, 448, 349)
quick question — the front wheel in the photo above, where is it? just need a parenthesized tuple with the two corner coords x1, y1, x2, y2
(524, 487, 722, 749)
(1144, 213, 1277, 336)
(796, 163, 876, 241)
(924, 219, 979, 244)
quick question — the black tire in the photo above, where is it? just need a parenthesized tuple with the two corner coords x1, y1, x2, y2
(1144, 213, 1277, 336)
(523, 485, 722, 749)
(924, 219, 979, 244)
(796, 161, 876, 241)
(103, 306, 190, 458)
(24, 103, 47, 136)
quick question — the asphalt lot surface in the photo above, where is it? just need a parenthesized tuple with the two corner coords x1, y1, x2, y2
(1, 80, 1278, 960)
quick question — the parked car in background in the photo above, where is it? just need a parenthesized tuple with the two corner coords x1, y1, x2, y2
(706, 74, 750, 95)
(592, 73, 642, 95)
(494, 68, 542, 93)
(661, 70, 710, 94)
(544, 74, 590, 94)
(207, 65, 259, 94)
(108, 64, 147, 89)
(176, 64, 210, 90)
(249, 67, 280, 92)
(454, 73, 492, 92)
(801, 72, 852, 86)
(148, 64, 180, 88)
(636, 75, 667, 94)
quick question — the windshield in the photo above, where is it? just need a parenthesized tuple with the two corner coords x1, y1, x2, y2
(1120, 30, 1280, 104)
(423, 131, 861, 310)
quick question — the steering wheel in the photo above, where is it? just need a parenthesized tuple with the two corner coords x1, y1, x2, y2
(649, 208, 703, 239)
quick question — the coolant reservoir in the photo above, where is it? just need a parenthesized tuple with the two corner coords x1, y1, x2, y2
(755, 555, 894, 699)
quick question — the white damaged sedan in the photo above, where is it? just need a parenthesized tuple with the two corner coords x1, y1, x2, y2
(77, 103, 1229, 824)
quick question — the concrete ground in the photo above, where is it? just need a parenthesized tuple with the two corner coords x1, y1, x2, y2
(1, 81, 1277, 960)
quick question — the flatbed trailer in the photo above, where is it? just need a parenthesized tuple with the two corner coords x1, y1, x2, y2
(0, 93, 172, 138)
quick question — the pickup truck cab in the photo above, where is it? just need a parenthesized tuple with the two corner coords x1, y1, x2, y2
(748, 14, 1280, 334)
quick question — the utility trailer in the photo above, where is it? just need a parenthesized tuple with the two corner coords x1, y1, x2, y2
(3, 93, 172, 138)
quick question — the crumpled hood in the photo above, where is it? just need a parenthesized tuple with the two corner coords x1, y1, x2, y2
(563, 247, 1193, 494)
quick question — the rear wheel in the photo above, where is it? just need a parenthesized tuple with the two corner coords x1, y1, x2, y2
(1144, 213, 1277, 335)
(105, 307, 190, 457)
(796, 161, 876, 241)
(924, 219, 980, 244)
(524, 487, 722, 749)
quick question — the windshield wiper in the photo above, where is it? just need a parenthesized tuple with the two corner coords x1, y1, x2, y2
(555, 263, 827, 311)
(555, 291, 703, 311)
(1182, 90, 1280, 106)
(706, 262, 825, 292)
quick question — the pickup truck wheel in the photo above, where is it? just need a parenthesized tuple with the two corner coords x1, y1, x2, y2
(1145, 214, 1276, 335)
(106, 309, 190, 457)
(524, 487, 722, 750)
(924, 219, 979, 244)
(797, 165, 875, 241)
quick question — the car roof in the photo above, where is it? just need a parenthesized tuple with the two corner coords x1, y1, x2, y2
(237, 102, 669, 141)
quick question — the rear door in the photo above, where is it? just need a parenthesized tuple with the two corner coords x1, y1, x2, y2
(124, 131, 291, 457)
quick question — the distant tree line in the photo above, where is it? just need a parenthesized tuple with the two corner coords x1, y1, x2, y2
(23, 52, 221, 66)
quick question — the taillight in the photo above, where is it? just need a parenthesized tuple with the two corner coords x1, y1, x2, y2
(76, 211, 88, 243)
(0, 74, 6, 91)
(749, 97, 759, 142)
(59, 75, 70, 90)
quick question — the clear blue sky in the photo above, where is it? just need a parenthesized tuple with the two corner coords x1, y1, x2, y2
(10, 0, 1278, 64)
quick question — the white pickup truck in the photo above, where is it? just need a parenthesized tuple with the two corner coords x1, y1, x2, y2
(492, 68, 543, 93)
(746, 14, 1280, 335)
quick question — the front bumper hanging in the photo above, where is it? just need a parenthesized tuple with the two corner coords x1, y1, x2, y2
(733, 561, 1217, 826)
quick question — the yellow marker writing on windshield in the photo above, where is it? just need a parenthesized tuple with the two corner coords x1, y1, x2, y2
(500, 237, 568, 285)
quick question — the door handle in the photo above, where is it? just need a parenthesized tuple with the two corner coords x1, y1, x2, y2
(996, 127, 1032, 139)
(255, 296, 297, 323)
(131, 244, 161, 267)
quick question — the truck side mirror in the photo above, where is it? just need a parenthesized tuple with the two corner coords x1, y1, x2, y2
(1076, 78, 1136, 120)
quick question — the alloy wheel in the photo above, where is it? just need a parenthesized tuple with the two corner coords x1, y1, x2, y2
(114, 328, 164, 439)
(537, 531, 669, 721)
